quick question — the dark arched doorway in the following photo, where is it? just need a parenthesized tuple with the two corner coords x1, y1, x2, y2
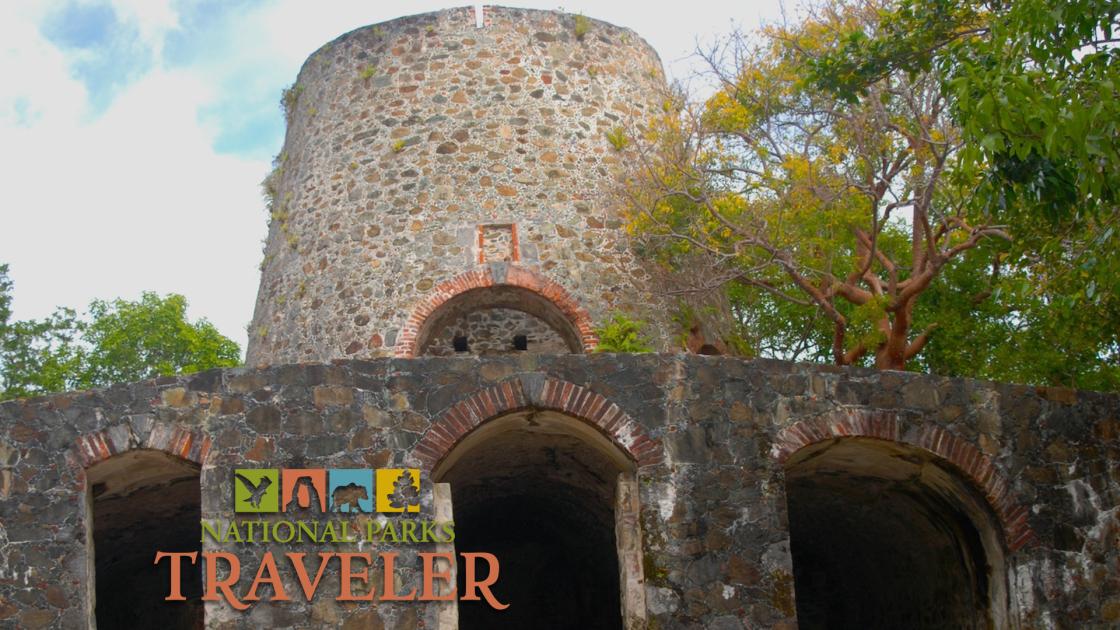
(783, 438, 1008, 629)
(434, 410, 635, 629)
(87, 449, 202, 629)
(417, 286, 583, 356)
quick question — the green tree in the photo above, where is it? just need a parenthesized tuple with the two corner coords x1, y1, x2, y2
(625, 1, 1008, 370)
(810, 0, 1119, 222)
(807, 0, 1120, 389)
(77, 293, 241, 389)
(621, 0, 1118, 390)
(0, 265, 85, 399)
(0, 266, 240, 400)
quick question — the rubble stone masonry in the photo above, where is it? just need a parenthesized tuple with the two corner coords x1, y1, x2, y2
(1, 355, 1117, 627)
(247, 7, 676, 366)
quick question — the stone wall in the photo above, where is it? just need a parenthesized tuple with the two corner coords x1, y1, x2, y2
(1, 355, 1117, 628)
(247, 7, 680, 366)
(419, 307, 570, 356)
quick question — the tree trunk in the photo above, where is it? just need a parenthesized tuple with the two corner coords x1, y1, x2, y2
(874, 316, 908, 370)
(874, 340, 908, 370)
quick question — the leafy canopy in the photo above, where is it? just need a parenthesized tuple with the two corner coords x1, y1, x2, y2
(807, 0, 1120, 389)
(0, 264, 241, 400)
(810, 0, 1120, 223)
(594, 313, 654, 353)
(626, 0, 1009, 370)
(622, 0, 1118, 389)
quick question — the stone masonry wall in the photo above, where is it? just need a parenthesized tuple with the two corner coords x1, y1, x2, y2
(247, 7, 678, 366)
(1, 355, 1117, 628)
(419, 307, 570, 356)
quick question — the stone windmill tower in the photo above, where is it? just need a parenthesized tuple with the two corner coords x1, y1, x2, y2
(246, 6, 682, 366)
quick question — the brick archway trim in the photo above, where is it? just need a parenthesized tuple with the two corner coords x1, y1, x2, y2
(70, 422, 211, 470)
(393, 264, 598, 358)
(412, 377, 663, 470)
(772, 410, 1036, 552)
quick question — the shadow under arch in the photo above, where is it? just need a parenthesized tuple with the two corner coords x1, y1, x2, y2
(394, 265, 598, 357)
(782, 436, 1011, 629)
(85, 448, 202, 629)
(433, 408, 645, 630)
(417, 285, 584, 356)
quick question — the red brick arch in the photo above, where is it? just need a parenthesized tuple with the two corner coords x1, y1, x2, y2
(411, 377, 663, 470)
(772, 411, 1036, 552)
(393, 265, 598, 358)
(70, 422, 211, 470)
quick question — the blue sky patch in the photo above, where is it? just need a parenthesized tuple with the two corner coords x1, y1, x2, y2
(40, 2, 156, 115)
(163, 0, 251, 66)
(206, 102, 285, 159)
(40, 2, 117, 50)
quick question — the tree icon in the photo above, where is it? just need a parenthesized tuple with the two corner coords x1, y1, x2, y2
(388, 470, 420, 510)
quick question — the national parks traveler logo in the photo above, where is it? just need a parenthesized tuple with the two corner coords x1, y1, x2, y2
(233, 468, 420, 514)
(155, 462, 510, 611)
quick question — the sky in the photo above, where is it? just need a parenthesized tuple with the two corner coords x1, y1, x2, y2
(0, 0, 786, 356)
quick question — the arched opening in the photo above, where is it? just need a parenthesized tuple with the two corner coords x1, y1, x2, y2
(434, 410, 634, 629)
(87, 449, 202, 629)
(783, 438, 1008, 629)
(417, 286, 582, 356)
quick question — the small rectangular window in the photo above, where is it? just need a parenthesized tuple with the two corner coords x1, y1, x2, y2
(513, 335, 528, 351)
(453, 336, 470, 352)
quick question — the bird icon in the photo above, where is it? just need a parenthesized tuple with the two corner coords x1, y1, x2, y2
(234, 472, 273, 508)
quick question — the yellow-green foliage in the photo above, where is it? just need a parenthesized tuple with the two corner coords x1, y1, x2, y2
(643, 552, 669, 584)
(358, 64, 376, 80)
(848, 294, 891, 349)
(573, 14, 590, 40)
(391, 139, 406, 153)
(260, 152, 287, 210)
(671, 304, 697, 349)
(594, 313, 652, 353)
(280, 83, 303, 123)
(620, 1, 960, 368)
(258, 253, 275, 272)
(605, 126, 630, 151)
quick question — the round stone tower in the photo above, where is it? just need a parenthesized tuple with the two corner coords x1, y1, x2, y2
(247, 6, 677, 365)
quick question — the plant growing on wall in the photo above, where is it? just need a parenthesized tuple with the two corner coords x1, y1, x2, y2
(573, 14, 591, 40)
(280, 83, 303, 124)
(594, 313, 653, 353)
(606, 126, 630, 151)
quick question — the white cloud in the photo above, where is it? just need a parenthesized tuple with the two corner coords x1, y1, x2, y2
(0, 1, 88, 126)
(108, 0, 179, 54)
(0, 3, 267, 352)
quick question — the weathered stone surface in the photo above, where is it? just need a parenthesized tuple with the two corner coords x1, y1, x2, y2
(246, 6, 681, 366)
(1, 354, 1116, 628)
